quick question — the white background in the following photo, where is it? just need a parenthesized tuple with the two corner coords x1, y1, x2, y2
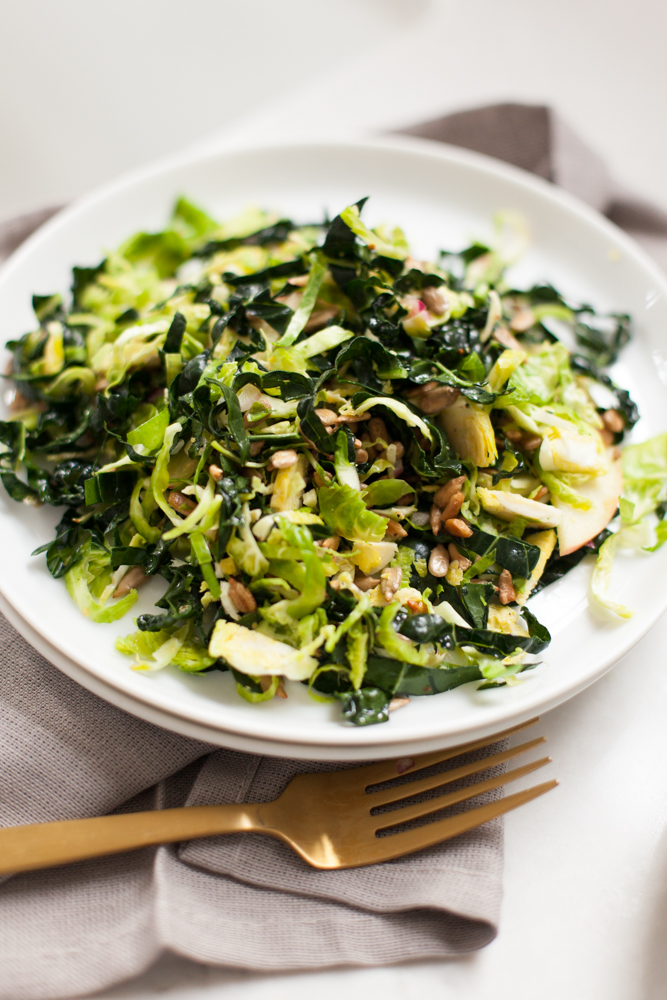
(3, 2, 667, 998)
(2, 0, 667, 219)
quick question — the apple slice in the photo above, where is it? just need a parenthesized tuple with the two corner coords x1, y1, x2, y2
(552, 454, 622, 556)
(477, 488, 562, 529)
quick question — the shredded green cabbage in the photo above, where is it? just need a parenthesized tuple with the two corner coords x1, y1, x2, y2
(10, 194, 654, 724)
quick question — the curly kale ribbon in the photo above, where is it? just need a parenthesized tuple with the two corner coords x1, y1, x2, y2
(316, 606, 550, 726)
(462, 526, 542, 578)
(338, 615, 547, 725)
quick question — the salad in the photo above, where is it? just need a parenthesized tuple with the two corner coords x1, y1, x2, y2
(3, 197, 666, 726)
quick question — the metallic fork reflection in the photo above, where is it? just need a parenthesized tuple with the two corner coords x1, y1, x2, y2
(0, 717, 556, 873)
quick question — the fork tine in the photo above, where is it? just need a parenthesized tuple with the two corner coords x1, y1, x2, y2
(346, 780, 558, 868)
(373, 756, 551, 831)
(367, 736, 545, 807)
(356, 717, 540, 789)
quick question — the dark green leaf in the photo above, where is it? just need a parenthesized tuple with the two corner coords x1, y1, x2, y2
(532, 526, 611, 593)
(339, 686, 389, 726)
(335, 336, 408, 382)
(393, 269, 445, 295)
(520, 607, 551, 652)
(71, 263, 105, 307)
(398, 614, 448, 644)
(164, 312, 186, 354)
(32, 293, 64, 323)
(407, 419, 462, 480)
(457, 243, 491, 266)
(177, 350, 210, 396)
(571, 355, 639, 430)
(449, 623, 548, 657)
(224, 259, 306, 287)
(573, 312, 631, 368)
(310, 664, 352, 695)
(460, 581, 494, 628)
(0, 471, 39, 503)
(364, 655, 482, 696)
(137, 566, 200, 631)
(464, 527, 541, 577)
(297, 396, 336, 453)
(260, 370, 313, 400)
(33, 509, 92, 579)
(194, 220, 295, 257)
(110, 546, 148, 569)
(322, 198, 368, 262)
(219, 383, 249, 463)
(84, 469, 137, 506)
(408, 359, 497, 404)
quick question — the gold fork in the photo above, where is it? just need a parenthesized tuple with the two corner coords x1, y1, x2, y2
(0, 718, 555, 875)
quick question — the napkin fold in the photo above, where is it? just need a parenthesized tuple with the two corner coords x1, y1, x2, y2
(0, 101, 662, 1000)
(0, 620, 506, 1000)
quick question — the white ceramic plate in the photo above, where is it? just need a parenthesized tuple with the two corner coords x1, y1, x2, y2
(1, 136, 666, 760)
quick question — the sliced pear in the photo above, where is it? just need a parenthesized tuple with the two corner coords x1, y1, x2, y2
(552, 453, 622, 556)
(477, 488, 562, 528)
(539, 424, 607, 475)
(350, 540, 397, 574)
(432, 600, 472, 628)
(516, 528, 557, 604)
(440, 396, 498, 467)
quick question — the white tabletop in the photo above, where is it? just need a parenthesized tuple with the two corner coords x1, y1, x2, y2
(9, 3, 665, 997)
(95, 614, 667, 1000)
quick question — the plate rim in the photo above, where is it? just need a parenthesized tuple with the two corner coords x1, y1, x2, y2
(4, 132, 666, 296)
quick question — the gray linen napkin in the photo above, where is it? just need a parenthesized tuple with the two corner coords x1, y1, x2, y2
(0, 101, 661, 1000)
(398, 102, 667, 270)
(0, 615, 506, 1000)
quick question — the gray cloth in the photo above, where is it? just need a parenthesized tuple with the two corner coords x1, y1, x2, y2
(0, 101, 661, 1000)
(0, 618, 506, 1000)
(398, 102, 667, 270)
(0, 206, 64, 266)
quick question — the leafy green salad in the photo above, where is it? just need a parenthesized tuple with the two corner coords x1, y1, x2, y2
(3, 196, 666, 725)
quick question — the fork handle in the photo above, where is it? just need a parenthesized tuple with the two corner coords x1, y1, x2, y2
(0, 804, 265, 876)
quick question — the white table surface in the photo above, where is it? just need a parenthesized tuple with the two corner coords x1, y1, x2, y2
(12, 3, 665, 997)
(93, 614, 667, 1000)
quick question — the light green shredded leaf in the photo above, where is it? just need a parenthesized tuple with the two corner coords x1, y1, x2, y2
(276, 254, 327, 347)
(340, 205, 408, 260)
(65, 541, 137, 624)
(351, 396, 433, 442)
(622, 432, 667, 521)
(318, 483, 387, 542)
(127, 406, 170, 452)
(540, 471, 592, 510)
(645, 520, 667, 552)
(376, 602, 440, 667)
